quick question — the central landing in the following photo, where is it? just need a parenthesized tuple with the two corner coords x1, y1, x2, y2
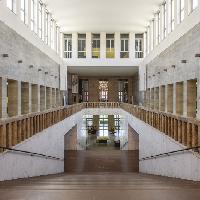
(64, 150, 139, 173)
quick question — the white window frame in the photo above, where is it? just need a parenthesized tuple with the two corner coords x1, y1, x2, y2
(192, 0, 198, 11)
(120, 34, 129, 58)
(106, 34, 115, 58)
(38, 1, 43, 39)
(78, 34, 86, 58)
(31, 0, 38, 33)
(64, 34, 72, 58)
(135, 37, 143, 58)
(178, 0, 185, 23)
(45, 11, 49, 45)
(92, 34, 100, 59)
(169, 0, 175, 32)
(20, 0, 28, 24)
(7, 0, 16, 13)
(50, 19, 55, 49)
(163, 2, 167, 39)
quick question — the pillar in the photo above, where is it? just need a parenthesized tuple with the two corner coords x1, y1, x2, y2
(7, 79, 18, 117)
(56, 88, 60, 107)
(40, 85, 46, 111)
(176, 82, 184, 115)
(100, 32, 106, 59)
(154, 87, 159, 110)
(188, 79, 197, 117)
(52, 88, 56, 107)
(72, 33, 78, 59)
(0, 77, 8, 118)
(129, 32, 135, 59)
(167, 84, 173, 113)
(86, 32, 92, 59)
(115, 32, 120, 59)
(21, 82, 30, 115)
(160, 85, 165, 111)
(31, 84, 39, 112)
(46, 87, 52, 109)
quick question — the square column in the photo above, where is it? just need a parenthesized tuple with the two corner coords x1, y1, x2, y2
(21, 82, 30, 115)
(46, 87, 52, 109)
(7, 79, 19, 117)
(72, 33, 78, 59)
(115, 32, 120, 59)
(100, 32, 106, 59)
(32, 84, 40, 112)
(0, 77, 8, 118)
(129, 32, 135, 59)
(86, 32, 92, 59)
(40, 86, 46, 111)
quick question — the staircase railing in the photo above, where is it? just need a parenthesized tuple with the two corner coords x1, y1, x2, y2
(139, 146, 200, 161)
(120, 103, 199, 152)
(1, 102, 199, 155)
(0, 103, 84, 153)
(0, 146, 63, 160)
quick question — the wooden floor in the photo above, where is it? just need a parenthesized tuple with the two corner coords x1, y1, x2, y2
(0, 173, 200, 200)
(64, 150, 139, 173)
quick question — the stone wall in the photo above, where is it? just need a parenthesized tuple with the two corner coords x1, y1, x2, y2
(143, 22, 200, 118)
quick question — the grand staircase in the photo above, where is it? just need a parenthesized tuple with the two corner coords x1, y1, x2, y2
(0, 173, 200, 200)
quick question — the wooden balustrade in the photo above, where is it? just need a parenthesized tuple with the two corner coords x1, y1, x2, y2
(121, 103, 200, 151)
(85, 102, 120, 108)
(0, 102, 121, 153)
(0, 103, 84, 153)
(1, 101, 198, 154)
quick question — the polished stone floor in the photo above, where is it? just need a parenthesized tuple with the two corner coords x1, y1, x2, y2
(86, 133, 120, 150)
(0, 173, 200, 200)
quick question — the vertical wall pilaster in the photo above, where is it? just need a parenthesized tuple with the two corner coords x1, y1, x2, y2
(115, 32, 120, 59)
(183, 81, 187, 116)
(100, 32, 106, 59)
(72, 33, 78, 59)
(129, 32, 135, 59)
(86, 32, 92, 59)
(184, 0, 189, 18)
(18, 81, 21, 116)
(173, 83, 176, 114)
(28, 83, 32, 113)
(1, 77, 8, 118)
(28, 0, 31, 29)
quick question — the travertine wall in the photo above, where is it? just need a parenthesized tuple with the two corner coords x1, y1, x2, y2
(0, 21, 64, 117)
(144, 22, 200, 118)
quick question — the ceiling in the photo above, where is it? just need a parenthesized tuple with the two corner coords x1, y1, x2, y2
(67, 66, 139, 76)
(43, 0, 163, 33)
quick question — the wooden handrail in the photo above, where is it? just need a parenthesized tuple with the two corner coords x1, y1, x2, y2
(0, 102, 120, 153)
(1, 102, 198, 155)
(121, 103, 199, 151)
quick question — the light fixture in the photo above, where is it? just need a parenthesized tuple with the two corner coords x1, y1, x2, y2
(181, 60, 187, 63)
(195, 54, 200, 58)
(2, 54, 8, 58)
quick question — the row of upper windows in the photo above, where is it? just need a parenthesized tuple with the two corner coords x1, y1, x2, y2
(64, 33, 144, 59)
(145, 0, 199, 55)
(6, 0, 60, 54)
